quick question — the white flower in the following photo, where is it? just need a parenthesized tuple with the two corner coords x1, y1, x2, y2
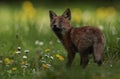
(39, 42, 44, 46)
(50, 56, 54, 59)
(0, 60, 3, 64)
(17, 47, 21, 51)
(24, 50, 30, 53)
(40, 60, 46, 63)
(21, 65, 27, 68)
(46, 64, 51, 67)
(16, 51, 21, 54)
(23, 55, 27, 59)
(35, 40, 39, 45)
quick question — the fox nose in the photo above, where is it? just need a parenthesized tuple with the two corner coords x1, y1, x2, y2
(53, 25, 57, 28)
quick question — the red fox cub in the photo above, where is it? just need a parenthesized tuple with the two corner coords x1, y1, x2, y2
(49, 8, 105, 68)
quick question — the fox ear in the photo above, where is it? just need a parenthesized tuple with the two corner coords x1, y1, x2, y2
(62, 8, 71, 20)
(49, 10, 57, 21)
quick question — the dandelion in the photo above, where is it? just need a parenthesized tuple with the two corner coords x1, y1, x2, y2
(22, 1, 36, 20)
(12, 67, 17, 71)
(45, 48, 50, 53)
(96, 7, 116, 20)
(72, 8, 82, 23)
(4, 58, 13, 65)
(96, 7, 107, 19)
(23, 55, 27, 59)
(55, 54, 64, 61)
(21, 61, 27, 65)
(42, 63, 51, 69)
(106, 7, 116, 17)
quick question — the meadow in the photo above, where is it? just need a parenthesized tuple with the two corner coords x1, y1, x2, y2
(0, 1, 120, 79)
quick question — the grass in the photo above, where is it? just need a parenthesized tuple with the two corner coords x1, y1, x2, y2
(0, 2, 120, 79)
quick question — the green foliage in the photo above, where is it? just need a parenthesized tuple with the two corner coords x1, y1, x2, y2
(0, 3, 120, 79)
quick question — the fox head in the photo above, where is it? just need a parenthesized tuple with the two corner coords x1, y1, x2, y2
(49, 8, 72, 33)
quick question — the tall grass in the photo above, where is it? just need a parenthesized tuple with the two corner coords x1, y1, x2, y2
(0, 3, 120, 79)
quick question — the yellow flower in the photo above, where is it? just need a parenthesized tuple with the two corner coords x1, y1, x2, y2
(21, 61, 26, 65)
(42, 64, 49, 69)
(72, 8, 82, 23)
(45, 48, 50, 53)
(96, 7, 107, 19)
(22, 1, 36, 20)
(106, 7, 116, 17)
(12, 67, 17, 71)
(55, 54, 64, 61)
(96, 7, 116, 20)
(4, 58, 13, 65)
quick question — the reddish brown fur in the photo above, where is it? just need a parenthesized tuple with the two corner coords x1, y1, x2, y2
(49, 8, 105, 68)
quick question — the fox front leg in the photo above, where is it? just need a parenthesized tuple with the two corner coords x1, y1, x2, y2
(66, 52, 76, 68)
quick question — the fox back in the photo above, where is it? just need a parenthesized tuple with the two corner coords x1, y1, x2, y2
(49, 8, 105, 68)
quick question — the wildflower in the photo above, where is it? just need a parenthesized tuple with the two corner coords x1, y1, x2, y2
(21, 61, 26, 65)
(45, 48, 50, 53)
(106, 7, 116, 17)
(24, 50, 30, 54)
(72, 8, 82, 23)
(4, 58, 13, 65)
(42, 63, 51, 69)
(25, 63, 30, 67)
(23, 55, 27, 59)
(40, 60, 46, 63)
(21, 62, 30, 68)
(22, 1, 36, 20)
(16, 51, 21, 54)
(35, 40, 39, 45)
(17, 46, 21, 51)
(96, 7, 107, 19)
(0, 60, 3, 64)
(12, 67, 17, 71)
(50, 56, 54, 60)
(39, 41, 44, 46)
(55, 54, 64, 61)
(99, 25, 104, 30)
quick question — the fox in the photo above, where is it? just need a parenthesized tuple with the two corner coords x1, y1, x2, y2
(49, 8, 105, 68)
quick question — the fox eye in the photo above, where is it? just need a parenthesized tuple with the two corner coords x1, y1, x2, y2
(52, 20, 56, 24)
